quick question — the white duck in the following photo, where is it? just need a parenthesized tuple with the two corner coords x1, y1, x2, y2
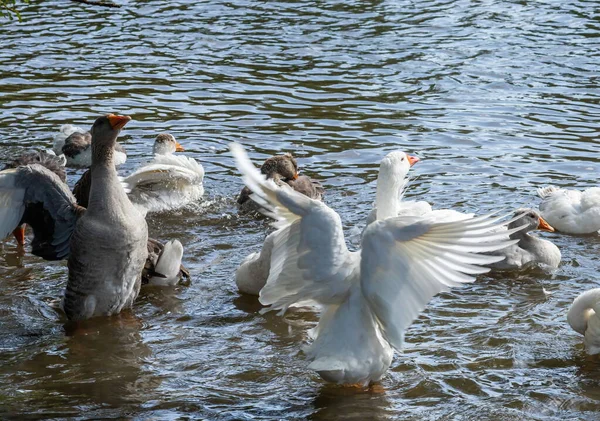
(537, 186, 600, 234)
(488, 208, 561, 270)
(122, 133, 205, 214)
(231, 143, 520, 387)
(567, 289, 600, 355)
(53, 124, 127, 167)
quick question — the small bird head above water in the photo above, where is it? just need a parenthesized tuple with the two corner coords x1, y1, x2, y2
(261, 153, 298, 181)
(91, 114, 131, 147)
(153, 133, 184, 155)
(510, 208, 555, 233)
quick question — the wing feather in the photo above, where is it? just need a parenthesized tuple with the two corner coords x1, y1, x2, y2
(360, 213, 521, 351)
(8, 165, 79, 260)
(230, 143, 357, 312)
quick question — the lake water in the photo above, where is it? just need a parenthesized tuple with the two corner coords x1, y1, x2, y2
(1, 0, 599, 419)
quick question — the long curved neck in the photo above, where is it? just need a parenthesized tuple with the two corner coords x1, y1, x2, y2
(567, 289, 600, 335)
(375, 169, 406, 220)
(88, 140, 130, 218)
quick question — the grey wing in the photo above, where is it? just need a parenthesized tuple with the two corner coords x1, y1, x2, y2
(16, 164, 80, 260)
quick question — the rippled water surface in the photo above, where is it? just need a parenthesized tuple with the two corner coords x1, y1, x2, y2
(1, 0, 600, 419)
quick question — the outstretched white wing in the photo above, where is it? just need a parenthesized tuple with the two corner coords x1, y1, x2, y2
(230, 143, 357, 313)
(360, 213, 522, 351)
(123, 154, 205, 189)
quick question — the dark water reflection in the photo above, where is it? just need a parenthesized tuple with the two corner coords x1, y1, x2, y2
(1, 0, 600, 419)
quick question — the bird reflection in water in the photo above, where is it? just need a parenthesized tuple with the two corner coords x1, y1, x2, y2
(45, 311, 160, 409)
(309, 384, 392, 421)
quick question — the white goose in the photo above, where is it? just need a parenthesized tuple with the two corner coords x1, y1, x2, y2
(122, 133, 205, 214)
(231, 143, 520, 387)
(537, 186, 600, 234)
(488, 208, 561, 270)
(567, 289, 600, 355)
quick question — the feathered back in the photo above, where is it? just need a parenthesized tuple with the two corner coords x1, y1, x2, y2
(3, 150, 66, 183)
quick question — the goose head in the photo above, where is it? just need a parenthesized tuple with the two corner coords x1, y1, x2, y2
(509, 208, 554, 237)
(153, 133, 184, 155)
(91, 114, 131, 148)
(261, 154, 298, 181)
(378, 151, 419, 184)
(375, 151, 419, 220)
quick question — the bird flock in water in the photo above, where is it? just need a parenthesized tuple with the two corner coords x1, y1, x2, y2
(1, 114, 600, 388)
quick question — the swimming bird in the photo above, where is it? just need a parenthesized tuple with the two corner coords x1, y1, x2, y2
(53, 123, 127, 167)
(1, 114, 147, 320)
(121, 133, 205, 214)
(567, 289, 600, 355)
(231, 143, 520, 387)
(487, 208, 560, 270)
(237, 153, 324, 214)
(537, 186, 600, 234)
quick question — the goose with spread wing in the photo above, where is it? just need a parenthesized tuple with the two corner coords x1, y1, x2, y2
(119, 133, 205, 214)
(236, 150, 469, 296)
(231, 143, 521, 387)
(1, 148, 189, 289)
(537, 186, 600, 234)
(53, 123, 127, 167)
(1, 114, 148, 320)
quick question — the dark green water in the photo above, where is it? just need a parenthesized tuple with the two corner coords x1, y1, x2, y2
(1, 0, 599, 419)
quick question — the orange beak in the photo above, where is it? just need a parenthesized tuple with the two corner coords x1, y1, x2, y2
(407, 155, 420, 167)
(292, 172, 299, 180)
(107, 114, 132, 130)
(175, 142, 185, 152)
(537, 217, 554, 232)
(12, 225, 25, 245)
